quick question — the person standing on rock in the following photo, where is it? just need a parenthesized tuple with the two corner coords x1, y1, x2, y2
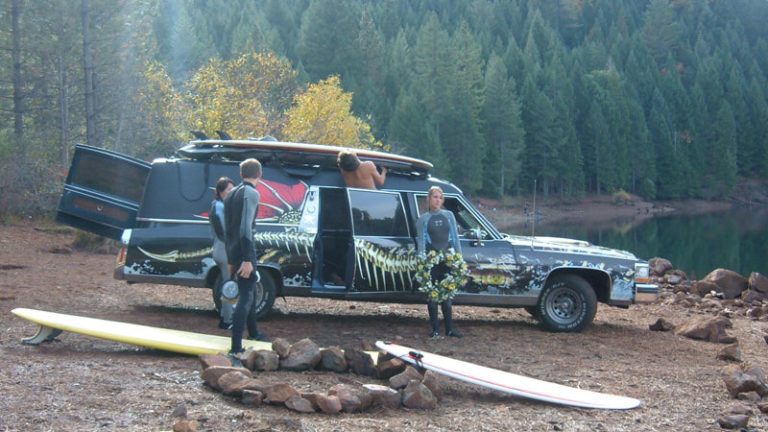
(224, 158, 269, 358)
(209, 176, 235, 329)
(416, 186, 463, 339)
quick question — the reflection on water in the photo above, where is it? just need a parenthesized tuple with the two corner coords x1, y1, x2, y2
(500, 207, 768, 280)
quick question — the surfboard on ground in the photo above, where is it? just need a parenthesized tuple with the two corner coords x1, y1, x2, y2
(376, 340, 641, 410)
(176, 139, 433, 176)
(12, 307, 274, 356)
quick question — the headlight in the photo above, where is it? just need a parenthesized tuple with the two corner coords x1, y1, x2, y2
(634, 263, 650, 283)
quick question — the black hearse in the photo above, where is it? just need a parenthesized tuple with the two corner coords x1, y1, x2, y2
(57, 138, 658, 332)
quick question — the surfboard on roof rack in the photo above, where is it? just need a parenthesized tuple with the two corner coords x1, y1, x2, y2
(176, 139, 433, 176)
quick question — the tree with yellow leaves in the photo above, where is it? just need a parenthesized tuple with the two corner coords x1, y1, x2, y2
(284, 76, 383, 150)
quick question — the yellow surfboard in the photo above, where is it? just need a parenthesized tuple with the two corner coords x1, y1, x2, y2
(12, 307, 274, 356)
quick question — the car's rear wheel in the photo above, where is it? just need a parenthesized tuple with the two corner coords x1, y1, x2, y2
(537, 274, 597, 332)
(252, 269, 277, 319)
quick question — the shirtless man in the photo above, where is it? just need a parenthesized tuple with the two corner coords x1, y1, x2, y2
(337, 150, 387, 189)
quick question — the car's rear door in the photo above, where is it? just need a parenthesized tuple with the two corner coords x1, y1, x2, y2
(56, 144, 150, 239)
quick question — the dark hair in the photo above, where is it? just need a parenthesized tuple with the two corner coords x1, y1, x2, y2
(337, 150, 360, 171)
(240, 158, 262, 179)
(214, 177, 235, 200)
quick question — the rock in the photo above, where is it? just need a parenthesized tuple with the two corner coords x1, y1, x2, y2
(242, 389, 264, 406)
(737, 391, 761, 402)
(741, 289, 768, 306)
(721, 365, 768, 398)
(300, 392, 322, 411)
(674, 316, 735, 343)
(344, 348, 377, 377)
(264, 383, 301, 404)
(758, 402, 768, 413)
(200, 366, 252, 390)
(746, 307, 763, 319)
(243, 349, 280, 371)
(401, 380, 437, 410)
(280, 338, 321, 371)
(171, 404, 187, 418)
(315, 394, 343, 414)
(649, 318, 675, 332)
(649, 257, 673, 277)
(691, 280, 722, 297)
(319, 346, 347, 373)
(716, 344, 742, 362)
(716, 415, 749, 430)
(376, 356, 406, 380)
(703, 269, 748, 299)
(271, 338, 292, 358)
(362, 384, 402, 409)
(328, 383, 373, 413)
(749, 272, 768, 294)
(173, 419, 198, 432)
(218, 371, 265, 396)
(421, 370, 444, 399)
(664, 273, 683, 285)
(285, 395, 316, 413)
(199, 353, 231, 370)
(389, 365, 423, 389)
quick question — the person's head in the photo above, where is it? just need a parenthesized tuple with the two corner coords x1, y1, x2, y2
(215, 177, 235, 200)
(337, 150, 360, 172)
(240, 158, 262, 181)
(427, 186, 444, 211)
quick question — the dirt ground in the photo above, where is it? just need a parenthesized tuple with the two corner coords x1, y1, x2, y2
(2, 222, 768, 432)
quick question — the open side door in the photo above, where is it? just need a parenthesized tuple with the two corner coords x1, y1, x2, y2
(56, 144, 150, 240)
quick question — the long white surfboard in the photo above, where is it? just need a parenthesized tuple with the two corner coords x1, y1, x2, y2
(376, 340, 640, 410)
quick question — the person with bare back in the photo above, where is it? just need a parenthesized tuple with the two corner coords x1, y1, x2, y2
(337, 150, 387, 189)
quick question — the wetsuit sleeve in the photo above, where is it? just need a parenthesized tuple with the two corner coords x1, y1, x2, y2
(446, 210, 462, 254)
(238, 187, 260, 263)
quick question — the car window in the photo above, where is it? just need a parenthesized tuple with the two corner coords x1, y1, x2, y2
(349, 190, 409, 237)
(415, 194, 492, 240)
(72, 151, 148, 202)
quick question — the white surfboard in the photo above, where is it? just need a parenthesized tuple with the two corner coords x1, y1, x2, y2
(376, 340, 640, 410)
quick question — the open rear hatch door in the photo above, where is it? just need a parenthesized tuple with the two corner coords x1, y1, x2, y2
(56, 144, 150, 239)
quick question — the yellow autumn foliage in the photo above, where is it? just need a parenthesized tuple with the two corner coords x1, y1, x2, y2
(284, 76, 382, 149)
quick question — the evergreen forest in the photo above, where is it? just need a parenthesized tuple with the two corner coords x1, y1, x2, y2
(2, 0, 768, 215)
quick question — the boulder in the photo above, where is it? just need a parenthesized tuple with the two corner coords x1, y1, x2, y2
(280, 338, 321, 371)
(649, 318, 675, 332)
(674, 316, 736, 343)
(401, 380, 437, 410)
(649, 257, 673, 277)
(421, 370, 444, 399)
(285, 395, 316, 413)
(315, 394, 343, 414)
(741, 289, 768, 306)
(716, 344, 742, 362)
(199, 353, 231, 370)
(200, 366, 252, 390)
(344, 348, 377, 377)
(243, 349, 279, 371)
(172, 420, 198, 432)
(218, 371, 264, 396)
(749, 272, 768, 294)
(328, 383, 373, 413)
(389, 365, 423, 389)
(721, 364, 768, 398)
(376, 356, 406, 380)
(690, 280, 720, 297)
(241, 389, 264, 406)
(362, 384, 402, 409)
(271, 338, 292, 358)
(703, 269, 748, 299)
(319, 346, 347, 373)
(264, 383, 301, 404)
(717, 414, 749, 430)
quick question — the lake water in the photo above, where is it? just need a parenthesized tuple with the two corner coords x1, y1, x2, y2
(500, 206, 768, 280)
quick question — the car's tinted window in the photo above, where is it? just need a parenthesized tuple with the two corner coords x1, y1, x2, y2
(73, 151, 148, 202)
(349, 190, 408, 237)
(415, 195, 491, 239)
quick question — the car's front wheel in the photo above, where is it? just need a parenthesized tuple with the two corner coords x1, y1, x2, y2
(537, 274, 597, 332)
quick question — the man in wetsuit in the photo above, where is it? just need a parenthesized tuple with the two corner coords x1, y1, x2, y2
(224, 158, 269, 357)
(337, 150, 387, 189)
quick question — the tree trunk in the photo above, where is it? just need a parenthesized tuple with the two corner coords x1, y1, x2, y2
(57, 2, 70, 164)
(81, 0, 96, 147)
(12, 0, 24, 155)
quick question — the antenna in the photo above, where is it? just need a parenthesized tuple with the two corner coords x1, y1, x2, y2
(531, 179, 537, 248)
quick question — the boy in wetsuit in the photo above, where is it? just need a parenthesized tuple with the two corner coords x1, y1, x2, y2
(224, 158, 269, 357)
